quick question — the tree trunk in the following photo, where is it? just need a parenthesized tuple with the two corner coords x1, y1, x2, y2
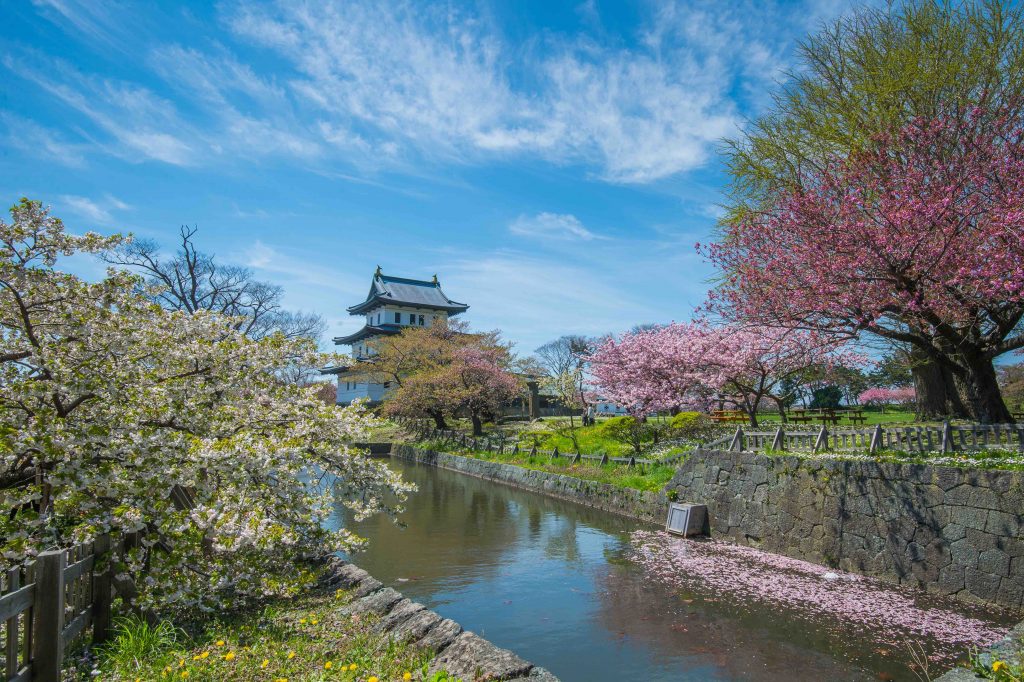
(470, 413, 483, 436)
(428, 410, 447, 430)
(911, 350, 970, 420)
(771, 396, 789, 423)
(954, 353, 1013, 424)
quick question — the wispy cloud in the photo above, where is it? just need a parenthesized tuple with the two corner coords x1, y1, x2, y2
(509, 213, 604, 241)
(9, 0, 869, 184)
(59, 194, 130, 223)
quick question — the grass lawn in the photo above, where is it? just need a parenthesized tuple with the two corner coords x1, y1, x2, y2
(77, 582, 452, 682)
(416, 437, 681, 493)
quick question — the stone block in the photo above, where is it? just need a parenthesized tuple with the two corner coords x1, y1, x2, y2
(428, 632, 533, 681)
(342, 587, 403, 617)
(391, 608, 442, 643)
(415, 617, 464, 653)
(977, 549, 1011, 577)
(375, 599, 426, 633)
(986, 509, 1022, 537)
(997, 577, 1024, 610)
(952, 506, 989, 532)
(964, 567, 1002, 603)
(351, 576, 384, 598)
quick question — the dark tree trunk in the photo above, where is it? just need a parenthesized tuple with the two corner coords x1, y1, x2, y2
(954, 353, 1013, 424)
(470, 413, 483, 436)
(911, 350, 970, 421)
(771, 396, 789, 423)
(428, 409, 447, 430)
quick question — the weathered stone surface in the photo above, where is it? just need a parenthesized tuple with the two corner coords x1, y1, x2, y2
(415, 617, 464, 653)
(351, 576, 383, 598)
(391, 608, 442, 642)
(342, 586, 403, 617)
(428, 632, 533, 681)
(374, 598, 426, 633)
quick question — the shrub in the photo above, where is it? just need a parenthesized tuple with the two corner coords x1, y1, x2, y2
(669, 412, 716, 441)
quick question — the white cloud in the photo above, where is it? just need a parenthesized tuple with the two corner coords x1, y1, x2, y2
(12, 0, 875, 183)
(59, 194, 130, 223)
(509, 213, 604, 241)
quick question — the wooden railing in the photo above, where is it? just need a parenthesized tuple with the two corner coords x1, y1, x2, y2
(706, 422, 1024, 455)
(0, 531, 144, 682)
(2, 483, 196, 681)
(396, 417, 664, 467)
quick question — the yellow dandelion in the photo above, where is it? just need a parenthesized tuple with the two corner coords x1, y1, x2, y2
(348, 663, 358, 671)
(404, 673, 413, 681)
(287, 650, 296, 660)
(216, 640, 225, 647)
(192, 654, 201, 660)
(299, 618, 307, 625)
(180, 673, 189, 680)
(178, 659, 185, 667)
(261, 659, 269, 669)
(274, 679, 288, 682)
(224, 651, 236, 661)
(324, 661, 333, 670)
(993, 661, 1006, 672)
(335, 588, 343, 598)
(311, 618, 319, 625)
(368, 676, 379, 682)
(198, 651, 209, 660)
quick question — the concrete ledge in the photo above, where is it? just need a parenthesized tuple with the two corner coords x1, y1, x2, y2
(321, 557, 558, 681)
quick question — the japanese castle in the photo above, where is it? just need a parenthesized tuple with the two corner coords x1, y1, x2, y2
(326, 267, 469, 404)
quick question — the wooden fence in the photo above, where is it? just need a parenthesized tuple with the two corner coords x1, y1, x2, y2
(1, 483, 196, 681)
(713, 422, 1024, 455)
(397, 416, 1024, 464)
(0, 531, 144, 682)
(398, 417, 661, 467)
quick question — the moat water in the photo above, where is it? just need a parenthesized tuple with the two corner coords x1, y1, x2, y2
(329, 458, 1012, 682)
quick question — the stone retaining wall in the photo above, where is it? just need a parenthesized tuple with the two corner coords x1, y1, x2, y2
(667, 450, 1024, 609)
(390, 444, 666, 525)
(320, 556, 558, 681)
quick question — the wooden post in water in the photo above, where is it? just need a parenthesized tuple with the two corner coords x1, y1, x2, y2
(33, 550, 66, 682)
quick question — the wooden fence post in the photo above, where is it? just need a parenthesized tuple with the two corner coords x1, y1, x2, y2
(552, 446, 559, 460)
(729, 427, 743, 452)
(5, 568, 20, 680)
(813, 425, 828, 453)
(600, 453, 609, 465)
(33, 550, 66, 682)
(92, 533, 113, 644)
(771, 427, 784, 452)
(940, 421, 953, 454)
(869, 424, 883, 454)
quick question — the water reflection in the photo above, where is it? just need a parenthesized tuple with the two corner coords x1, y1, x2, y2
(326, 459, 963, 681)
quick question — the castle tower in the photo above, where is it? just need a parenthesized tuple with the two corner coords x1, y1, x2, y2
(325, 268, 469, 404)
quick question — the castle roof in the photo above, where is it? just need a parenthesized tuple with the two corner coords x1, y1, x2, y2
(346, 270, 469, 316)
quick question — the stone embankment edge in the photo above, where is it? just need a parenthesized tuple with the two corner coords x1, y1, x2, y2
(319, 556, 559, 681)
(935, 621, 1023, 681)
(390, 444, 667, 526)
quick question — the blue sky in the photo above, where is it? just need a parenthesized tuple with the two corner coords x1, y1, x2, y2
(1, 0, 868, 355)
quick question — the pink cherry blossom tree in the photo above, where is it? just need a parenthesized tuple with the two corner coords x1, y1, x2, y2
(859, 387, 917, 407)
(590, 322, 856, 427)
(704, 108, 1024, 423)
